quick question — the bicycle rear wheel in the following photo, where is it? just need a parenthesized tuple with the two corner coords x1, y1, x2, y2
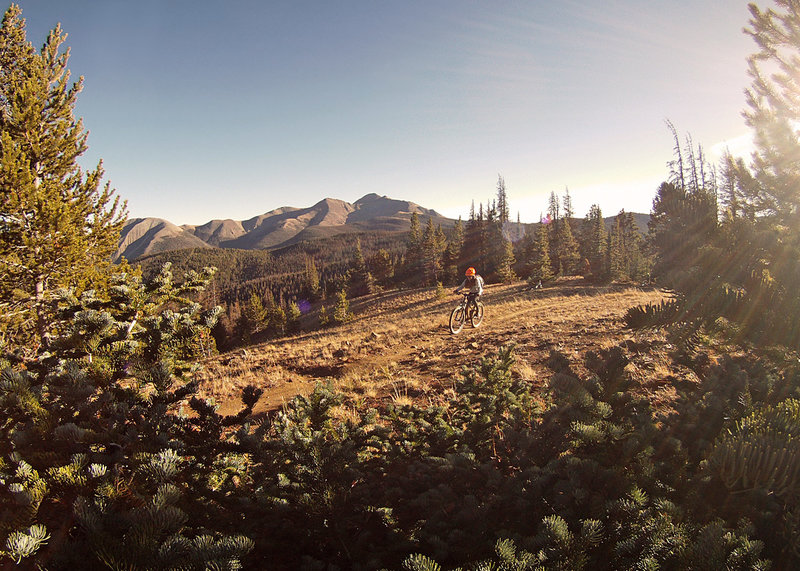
(471, 302, 484, 327)
(449, 305, 465, 334)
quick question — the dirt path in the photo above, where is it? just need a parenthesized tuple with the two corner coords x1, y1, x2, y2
(194, 280, 671, 415)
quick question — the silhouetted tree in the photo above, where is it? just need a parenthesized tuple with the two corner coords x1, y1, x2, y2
(581, 204, 607, 280)
(529, 221, 554, 283)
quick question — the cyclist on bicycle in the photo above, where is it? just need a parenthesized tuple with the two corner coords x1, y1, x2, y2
(454, 267, 484, 311)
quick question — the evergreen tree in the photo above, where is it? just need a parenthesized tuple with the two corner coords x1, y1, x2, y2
(496, 174, 510, 223)
(608, 217, 626, 281)
(304, 255, 321, 300)
(529, 221, 554, 283)
(556, 212, 581, 275)
(332, 289, 351, 324)
(0, 264, 256, 568)
(742, 1, 800, 225)
(287, 300, 302, 333)
(237, 291, 267, 342)
(548, 190, 560, 222)
(547, 191, 561, 271)
(0, 5, 126, 347)
(496, 239, 517, 283)
(269, 303, 287, 336)
(443, 217, 464, 285)
(517, 225, 538, 279)
(478, 202, 491, 275)
(421, 218, 445, 286)
(460, 204, 483, 275)
(368, 248, 394, 288)
(648, 126, 718, 289)
(402, 212, 423, 285)
(349, 238, 373, 297)
(581, 204, 607, 280)
(563, 187, 574, 219)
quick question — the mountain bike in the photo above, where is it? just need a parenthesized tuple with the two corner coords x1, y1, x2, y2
(449, 293, 484, 334)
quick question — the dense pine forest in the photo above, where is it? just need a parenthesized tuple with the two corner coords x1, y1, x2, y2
(3, 1, 800, 569)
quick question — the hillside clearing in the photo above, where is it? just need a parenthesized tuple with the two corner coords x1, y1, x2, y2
(194, 279, 673, 415)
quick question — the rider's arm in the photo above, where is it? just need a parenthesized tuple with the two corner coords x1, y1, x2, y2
(454, 279, 465, 293)
(477, 276, 484, 296)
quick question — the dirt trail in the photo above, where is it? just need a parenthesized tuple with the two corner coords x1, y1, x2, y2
(194, 280, 671, 415)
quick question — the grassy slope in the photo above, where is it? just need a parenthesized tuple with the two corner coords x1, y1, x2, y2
(193, 278, 675, 416)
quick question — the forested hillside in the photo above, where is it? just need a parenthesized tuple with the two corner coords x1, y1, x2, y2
(134, 189, 651, 351)
(4, 1, 800, 569)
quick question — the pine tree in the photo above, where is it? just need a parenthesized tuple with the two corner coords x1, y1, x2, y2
(547, 191, 561, 271)
(608, 216, 626, 281)
(581, 204, 607, 280)
(402, 212, 423, 285)
(460, 204, 483, 275)
(478, 202, 491, 275)
(556, 213, 581, 276)
(443, 218, 464, 285)
(0, 264, 256, 568)
(648, 126, 718, 289)
(548, 190, 560, 222)
(287, 300, 302, 333)
(269, 304, 287, 336)
(304, 255, 321, 300)
(496, 239, 517, 283)
(496, 174, 510, 223)
(238, 291, 267, 342)
(0, 5, 126, 347)
(742, 2, 800, 225)
(421, 217, 442, 286)
(332, 289, 351, 324)
(349, 238, 373, 297)
(368, 248, 394, 288)
(529, 221, 554, 283)
(563, 187, 574, 219)
(368, 248, 394, 287)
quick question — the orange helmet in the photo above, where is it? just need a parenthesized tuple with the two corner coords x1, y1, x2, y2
(465, 267, 476, 277)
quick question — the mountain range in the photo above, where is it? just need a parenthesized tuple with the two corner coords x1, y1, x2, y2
(114, 193, 447, 261)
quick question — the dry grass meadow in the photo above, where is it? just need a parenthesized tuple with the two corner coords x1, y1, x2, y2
(189, 279, 675, 413)
(193, 278, 678, 417)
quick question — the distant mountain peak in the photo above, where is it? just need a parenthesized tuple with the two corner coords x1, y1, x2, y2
(354, 192, 383, 203)
(115, 194, 451, 261)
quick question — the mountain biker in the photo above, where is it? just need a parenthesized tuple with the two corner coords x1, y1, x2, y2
(454, 267, 484, 313)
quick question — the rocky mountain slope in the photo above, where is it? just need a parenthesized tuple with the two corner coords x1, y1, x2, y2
(114, 217, 212, 261)
(114, 193, 446, 261)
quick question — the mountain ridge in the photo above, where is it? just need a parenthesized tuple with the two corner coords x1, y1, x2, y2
(115, 193, 446, 261)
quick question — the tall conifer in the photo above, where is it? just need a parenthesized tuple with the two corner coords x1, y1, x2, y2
(581, 204, 607, 279)
(0, 5, 126, 346)
(743, 1, 800, 224)
(496, 175, 510, 223)
(556, 211, 581, 275)
(530, 221, 554, 282)
(443, 217, 464, 285)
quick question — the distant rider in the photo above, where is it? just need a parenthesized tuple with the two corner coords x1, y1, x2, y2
(454, 267, 484, 313)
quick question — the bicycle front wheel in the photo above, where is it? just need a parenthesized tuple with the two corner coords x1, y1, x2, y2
(471, 302, 484, 328)
(449, 305, 465, 334)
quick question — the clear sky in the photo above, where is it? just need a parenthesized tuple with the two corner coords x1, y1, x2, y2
(14, 1, 756, 225)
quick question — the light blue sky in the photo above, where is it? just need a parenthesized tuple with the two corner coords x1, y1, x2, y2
(15, 1, 755, 225)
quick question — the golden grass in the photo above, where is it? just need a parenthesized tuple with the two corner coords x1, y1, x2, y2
(195, 279, 672, 415)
